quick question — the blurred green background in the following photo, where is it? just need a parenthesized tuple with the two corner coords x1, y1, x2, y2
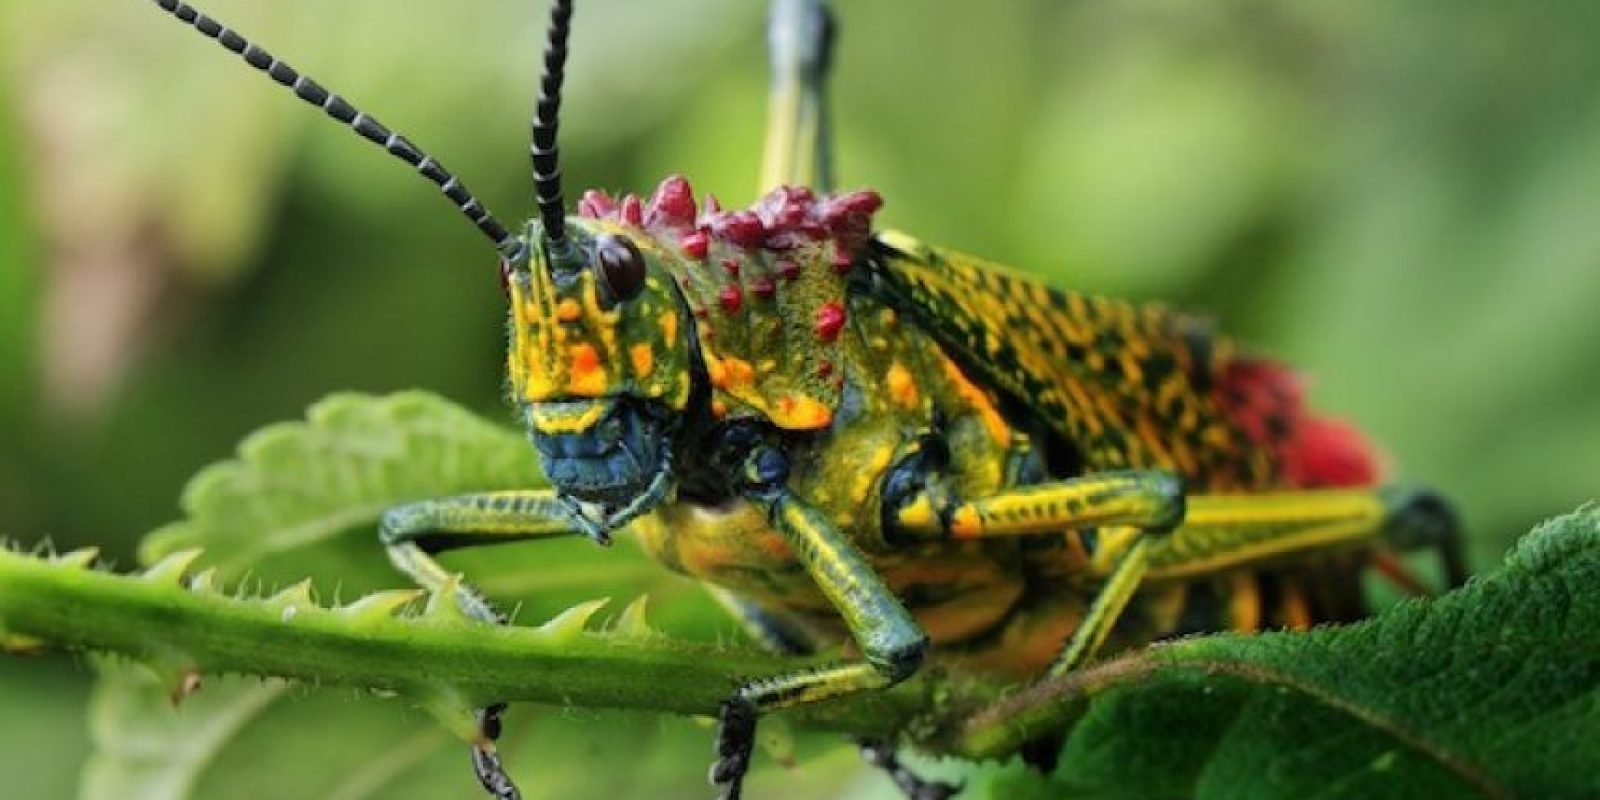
(2, 0, 1597, 797)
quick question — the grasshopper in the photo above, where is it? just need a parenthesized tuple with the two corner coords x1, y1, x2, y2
(146, 0, 1465, 798)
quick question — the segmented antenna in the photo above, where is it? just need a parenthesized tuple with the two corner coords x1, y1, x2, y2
(148, 0, 525, 262)
(531, 0, 579, 268)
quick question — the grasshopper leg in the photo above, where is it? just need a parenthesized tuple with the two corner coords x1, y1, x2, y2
(704, 584, 819, 658)
(1156, 484, 1464, 589)
(710, 444, 929, 800)
(858, 739, 963, 800)
(707, 587, 962, 800)
(1377, 485, 1468, 587)
(379, 490, 583, 800)
(890, 469, 1464, 590)
(939, 482, 1465, 761)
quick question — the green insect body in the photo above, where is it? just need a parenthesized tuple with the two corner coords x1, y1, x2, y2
(145, 0, 1467, 798)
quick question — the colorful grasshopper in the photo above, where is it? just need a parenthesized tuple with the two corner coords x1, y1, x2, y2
(147, 0, 1464, 798)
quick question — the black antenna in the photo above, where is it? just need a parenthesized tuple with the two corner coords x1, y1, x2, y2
(148, 0, 526, 262)
(531, 0, 579, 269)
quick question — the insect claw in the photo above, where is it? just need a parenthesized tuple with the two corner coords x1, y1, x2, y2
(859, 738, 964, 800)
(559, 497, 615, 547)
(470, 743, 523, 800)
(710, 699, 756, 800)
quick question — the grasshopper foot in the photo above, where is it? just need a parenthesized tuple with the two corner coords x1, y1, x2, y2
(710, 698, 757, 800)
(859, 739, 963, 800)
(471, 703, 522, 800)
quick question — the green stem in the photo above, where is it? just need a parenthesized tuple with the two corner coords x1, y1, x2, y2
(0, 548, 996, 742)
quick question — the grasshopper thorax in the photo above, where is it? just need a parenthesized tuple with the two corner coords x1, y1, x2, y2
(574, 176, 883, 429)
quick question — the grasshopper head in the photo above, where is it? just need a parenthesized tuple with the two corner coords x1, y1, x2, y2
(504, 215, 695, 539)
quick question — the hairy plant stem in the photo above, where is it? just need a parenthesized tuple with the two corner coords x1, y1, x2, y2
(0, 548, 999, 744)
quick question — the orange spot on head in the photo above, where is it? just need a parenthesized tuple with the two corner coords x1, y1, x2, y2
(630, 343, 654, 378)
(660, 311, 679, 343)
(886, 363, 919, 409)
(711, 399, 728, 419)
(557, 298, 583, 323)
(566, 344, 606, 396)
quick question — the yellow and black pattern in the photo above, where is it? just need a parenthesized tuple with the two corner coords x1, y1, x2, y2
(867, 230, 1273, 491)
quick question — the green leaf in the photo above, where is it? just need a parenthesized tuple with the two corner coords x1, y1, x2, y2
(957, 505, 1600, 800)
(141, 390, 542, 587)
(82, 662, 289, 800)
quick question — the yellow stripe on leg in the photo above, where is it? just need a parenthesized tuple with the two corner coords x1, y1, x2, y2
(1149, 490, 1386, 580)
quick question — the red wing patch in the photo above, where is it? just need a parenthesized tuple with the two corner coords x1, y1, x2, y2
(1213, 358, 1379, 488)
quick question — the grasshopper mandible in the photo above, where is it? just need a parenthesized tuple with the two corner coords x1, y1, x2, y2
(145, 0, 1465, 798)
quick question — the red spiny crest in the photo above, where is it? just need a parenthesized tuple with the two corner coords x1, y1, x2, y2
(577, 176, 882, 256)
(1213, 358, 1379, 489)
(578, 176, 883, 430)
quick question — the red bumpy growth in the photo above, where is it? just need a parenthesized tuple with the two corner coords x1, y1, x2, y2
(576, 175, 884, 272)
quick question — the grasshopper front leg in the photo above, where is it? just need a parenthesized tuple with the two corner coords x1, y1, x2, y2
(705, 587, 962, 800)
(710, 444, 929, 800)
(380, 490, 585, 800)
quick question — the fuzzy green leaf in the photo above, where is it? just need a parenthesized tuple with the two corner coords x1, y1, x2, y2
(141, 390, 540, 584)
(957, 506, 1600, 800)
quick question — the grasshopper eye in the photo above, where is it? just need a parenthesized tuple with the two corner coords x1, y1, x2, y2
(594, 234, 647, 304)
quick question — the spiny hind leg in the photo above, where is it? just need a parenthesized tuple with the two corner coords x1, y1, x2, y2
(1162, 485, 1467, 590)
(1054, 483, 1470, 673)
(380, 491, 582, 800)
(949, 483, 1464, 761)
